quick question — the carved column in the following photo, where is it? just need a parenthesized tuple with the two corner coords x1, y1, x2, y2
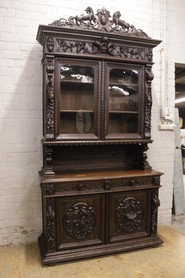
(43, 145, 55, 175)
(145, 65, 154, 138)
(44, 55, 55, 140)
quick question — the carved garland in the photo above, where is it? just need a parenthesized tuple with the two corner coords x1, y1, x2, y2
(50, 7, 149, 39)
(63, 202, 96, 240)
(46, 198, 56, 250)
(115, 197, 143, 233)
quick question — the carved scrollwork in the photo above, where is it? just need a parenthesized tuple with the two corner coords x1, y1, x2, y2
(50, 7, 150, 39)
(115, 198, 143, 233)
(63, 203, 96, 240)
(46, 198, 56, 250)
(151, 190, 160, 234)
(45, 56, 55, 139)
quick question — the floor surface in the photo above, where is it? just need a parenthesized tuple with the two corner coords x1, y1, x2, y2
(0, 226, 185, 278)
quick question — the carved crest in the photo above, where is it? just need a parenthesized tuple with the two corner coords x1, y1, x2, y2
(50, 7, 149, 39)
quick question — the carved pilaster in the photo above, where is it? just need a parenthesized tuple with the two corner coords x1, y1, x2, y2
(46, 198, 56, 251)
(151, 189, 160, 235)
(145, 65, 154, 138)
(45, 55, 55, 140)
(43, 145, 55, 176)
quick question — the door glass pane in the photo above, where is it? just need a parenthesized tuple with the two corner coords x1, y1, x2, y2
(108, 68, 139, 133)
(60, 64, 94, 135)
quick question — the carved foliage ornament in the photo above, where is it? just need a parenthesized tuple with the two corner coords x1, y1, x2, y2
(50, 7, 149, 39)
(115, 197, 143, 233)
(63, 202, 96, 240)
(56, 38, 145, 60)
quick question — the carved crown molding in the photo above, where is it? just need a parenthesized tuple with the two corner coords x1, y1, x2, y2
(50, 7, 149, 39)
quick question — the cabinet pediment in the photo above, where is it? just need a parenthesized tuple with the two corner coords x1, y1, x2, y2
(49, 7, 149, 39)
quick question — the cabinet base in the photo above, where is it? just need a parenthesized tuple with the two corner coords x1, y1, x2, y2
(38, 234, 163, 265)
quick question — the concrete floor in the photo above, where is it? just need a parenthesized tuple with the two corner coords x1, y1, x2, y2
(172, 214, 185, 235)
(0, 226, 185, 278)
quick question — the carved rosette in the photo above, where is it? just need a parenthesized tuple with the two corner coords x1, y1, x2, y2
(50, 7, 150, 39)
(115, 198, 143, 233)
(145, 65, 154, 138)
(46, 198, 56, 250)
(63, 203, 96, 240)
(151, 189, 160, 234)
(45, 55, 55, 139)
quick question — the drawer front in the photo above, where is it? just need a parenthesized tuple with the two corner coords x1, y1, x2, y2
(56, 194, 105, 250)
(108, 190, 151, 243)
(42, 175, 160, 197)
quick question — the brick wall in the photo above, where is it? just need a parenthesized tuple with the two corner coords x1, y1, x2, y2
(0, 0, 177, 244)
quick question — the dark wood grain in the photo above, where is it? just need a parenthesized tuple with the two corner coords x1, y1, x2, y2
(37, 7, 162, 265)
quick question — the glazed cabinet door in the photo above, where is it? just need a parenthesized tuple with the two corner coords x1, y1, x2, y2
(104, 62, 144, 139)
(108, 190, 151, 243)
(56, 59, 101, 140)
(56, 194, 105, 250)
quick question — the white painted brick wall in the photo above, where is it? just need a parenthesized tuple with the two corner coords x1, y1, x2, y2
(0, 0, 179, 245)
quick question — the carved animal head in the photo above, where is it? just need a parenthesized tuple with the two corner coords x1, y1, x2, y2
(113, 11, 121, 20)
(85, 6, 93, 14)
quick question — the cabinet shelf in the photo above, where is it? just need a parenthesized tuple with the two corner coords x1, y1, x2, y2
(60, 110, 93, 113)
(61, 80, 93, 84)
(109, 111, 138, 114)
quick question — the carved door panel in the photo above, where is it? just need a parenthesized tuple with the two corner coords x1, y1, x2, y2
(56, 194, 105, 250)
(108, 190, 151, 243)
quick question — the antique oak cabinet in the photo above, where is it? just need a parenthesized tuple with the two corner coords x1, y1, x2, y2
(37, 7, 163, 265)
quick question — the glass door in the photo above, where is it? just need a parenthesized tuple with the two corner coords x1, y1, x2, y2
(56, 59, 100, 140)
(105, 62, 144, 139)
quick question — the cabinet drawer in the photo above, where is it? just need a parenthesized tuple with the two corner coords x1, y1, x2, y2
(108, 190, 151, 243)
(56, 194, 105, 250)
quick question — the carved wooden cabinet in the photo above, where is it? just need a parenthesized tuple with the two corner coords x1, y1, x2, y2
(37, 7, 163, 265)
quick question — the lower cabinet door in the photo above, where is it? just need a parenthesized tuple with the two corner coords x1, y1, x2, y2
(109, 190, 151, 243)
(56, 194, 105, 250)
